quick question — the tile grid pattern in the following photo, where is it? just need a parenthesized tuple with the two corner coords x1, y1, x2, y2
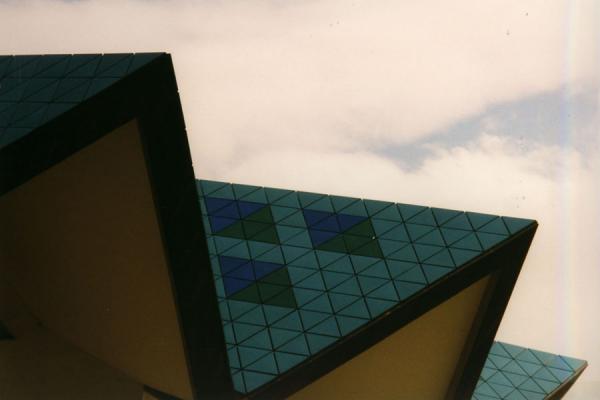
(473, 341, 586, 400)
(0, 53, 162, 149)
(197, 179, 534, 394)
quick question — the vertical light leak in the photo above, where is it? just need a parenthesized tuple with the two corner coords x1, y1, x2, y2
(558, 0, 576, 354)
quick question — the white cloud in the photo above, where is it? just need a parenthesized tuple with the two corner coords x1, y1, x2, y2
(0, 0, 598, 171)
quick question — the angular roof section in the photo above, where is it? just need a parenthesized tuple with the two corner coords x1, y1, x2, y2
(475, 342, 587, 400)
(0, 53, 587, 400)
(0, 53, 161, 149)
(197, 179, 538, 397)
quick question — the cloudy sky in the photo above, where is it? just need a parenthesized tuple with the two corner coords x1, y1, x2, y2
(1, 0, 598, 397)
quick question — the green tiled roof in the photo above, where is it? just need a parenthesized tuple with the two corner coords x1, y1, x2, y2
(474, 341, 586, 400)
(0, 53, 162, 149)
(197, 179, 535, 394)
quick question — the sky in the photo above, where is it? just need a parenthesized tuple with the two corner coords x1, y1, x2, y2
(1, 0, 599, 397)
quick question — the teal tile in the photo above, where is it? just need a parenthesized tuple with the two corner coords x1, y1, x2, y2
(363, 199, 392, 216)
(515, 349, 541, 365)
(233, 322, 263, 343)
(278, 334, 310, 356)
(534, 378, 559, 394)
(316, 250, 345, 268)
(422, 264, 453, 284)
(242, 329, 272, 350)
(443, 213, 473, 230)
(368, 281, 398, 301)
(279, 211, 307, 228)
(289, 251, 320, 270)
(269, 328, 299, 348)
(561, 355, 586, 371)
(349, 255, 380, 272)
(295, 272, 326, 291)
(431, 208, 461, 225)
(246, 352, 278, 375)
(338, 200, 368, 217)
(238, 346, 270, 367)
(322, 256, 354, 274)
(337, 298, 370, 319)
(305, 196, 334, 212)
(365, 297, 395, 317)
(532, 366, 559, 383)
(298, 191, 324, 208)
(301, 294, 333, 314)
(287, 266, 316, 285)
(308, 316, 340, 337)
(329, 293, 359, 312)
(502, 217, 534, 234)
(378, 238, 407, 257)
(477, 232, 507, 250)
(371, 204, 403, 221)
(330, 195, 359, 213)
(405, 223, 435, 242)
(232, 370, 246, 393)
(394, 265, 427, 284)
(330, 277, 362, 296)
(284, 231, 313, 248)
(413, 243, 445, 262)
(241, 187, 268, 204)
(407, 208, 437, 226)
(322, 271, 352, 290)
(452, 233, 483, 251)
(299, 310, 330, 330)
(265, 187, 293, 204)
(207, 183, 235, 199)
(386, 260, 418, 279)
(271, 205, 298, 223)
(479, 217, 509, 235)
(232, 183, 260, 199)
(449, 248, 480, 266)
(243, 370, 276, 392)
(423, 248, 455, 268)
(262, 305, 294, 325)
(275, 351, 306, 373)
(394, 281, 425, 300)
(359, 260, 390, 279)
(293, 288, 322, 307)
(504, 371, 529, 387)
(397, 203, 426, 221)
(388, 245, 418, 263)
(271, 311, 303, 332)
(467, 212, 497, 230)
(336, 315, 368, 336)
(357, 275, 388, 295)
(282, 245, 312, 264)
(305, 333, 337, 354)
(415, 229, 446, 247)
(235, 306, 266, 326)
(271, 191, 301, 208)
